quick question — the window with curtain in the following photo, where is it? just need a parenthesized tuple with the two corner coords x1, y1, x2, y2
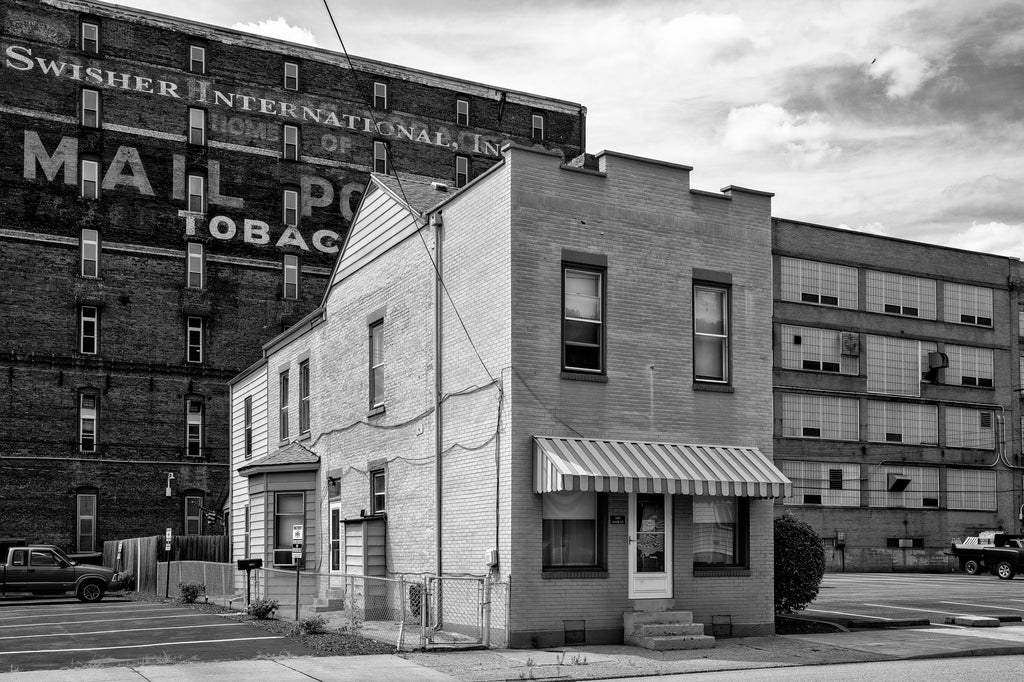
(693, 497, 748, 567)
(542, 490, 604, 568)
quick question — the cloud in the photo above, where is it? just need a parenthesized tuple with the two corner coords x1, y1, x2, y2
(231, 17, 318, 47)
(652, 13, 755, 63)
(943, 221, 1024, 259)
(721, 104, 839, 166)
(837, 221, 888, 236)
(867, 46, 935, 98)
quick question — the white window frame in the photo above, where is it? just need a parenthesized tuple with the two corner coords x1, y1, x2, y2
(188, 107, 206, 146)
(283, 188, 299, 227)
(283, 254, 299, 299)
(780, 256, 858, 309)
(80, 159, 99, 199)
(189, 44, 206, 74)
(298, 359, 310, 434)
(370, 469, 386, 514)
(186, 398, 203, 457)
(279, 370, 290, 441)
(80, 306, 99, 354)
(79, 392, 98, 452)
(455, 155, 469, 188)
(186, 316, 203, 363)
(284, 61, 299, 91)
(186, 242, 204, 289)
(81, 229, 99, 278)
(244, 395, 253, 458)
(283, 124, 299, 161)
(532, 113, 545, 140)
(187, 174, 205, 213)
(370, 320, 385, 408)
(373, 81, 387, 109)
(184, 495, 203, 535)
(81, 21, 99, 54)
(81, 88, 100, 128)
(693, 284, 729, 383)
(373, 141, 389, 174)
(563, 267, 604, 373)
(77, 492, 97, 552)
(456, 98, 469, 126)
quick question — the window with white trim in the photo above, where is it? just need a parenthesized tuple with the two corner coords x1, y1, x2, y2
(947, 468, 997, 511)
(694, 284, 729, 383)
(373, 81, 387, 109)
(867, 465, 939, 508)
(80, 159, 99, 199)
(187, 107, 205, 146)
(187, 174, 205, 213)
(298, 359, 310, 434)
(283, 124, 299, 161)
(81, 88, 100, 128)
(81, 229, 99, 278)
(184, 495, 203, 535)
(81, 21, 99, 54)
(532, 113, 545, 140)
(273, 492, 304, 565)
(370, 469, 386, 514)
(186, 398, 203, 457)
(79, 392, 98, 452)
(866, 335, 934, 397)
(944, 282, 993, 327)
(455, 155, 469, 188)
(373, 141, 389, 174)
(279, 370, 290, 441)
(563, 266, 604, 373)
(80, 306, 99, 354)
(780, 257, 858, 309)
(283, 254, 299, 299)
(283, 188, 298, 227)
(77, 491, 97, 552)
(866, 270, 936, 319)
(780, 461, 860, 506)
(946, 344, 994, 387)
(186, 242, 204, 289)
(866, 401, 937, 445)
(189, 44, 206, 74)
(780, 325, 858, 374)
(781, 393, 859, 440)
(945, 407, 995, 449)
(244, 395, 253, 458)
(284, 61, 299, 90)
(370, 320, 385, 408)
(456, 98, 469, 126)
(186, 316, 203, 363)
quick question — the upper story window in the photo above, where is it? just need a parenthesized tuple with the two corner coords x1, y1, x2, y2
(781, 393, 859, 441)
(81, 229, 99, 278)
(283, 254, 299, 299)
(370, 320, 385, 408)
(80, 306, 99, 354)
(865, 335, 935, 397)
(779, 325, 859, 375)
(298, 359, 310, 434)
(188, 107, 206, 146)
(947, 468, 997, 511)
(944, 282, 993, 327)
(243, 395, 253, 458)
(79, 391, 99, 452)
(186, 398, 204, 457)
(866, 270, 936, 319)
(866, 400, 937, 445)
(780, 256, 857, 309)
(81, 88, 100, 128)
(283, 188, 299, 227)
(373, 81, 388, 109)
(945, 406, 995, 450)
(563, 266, 603, 374)
(371, 469, 386, 514)
(284, 61, 299, 90)
(279, 370, 290, 441)
(532, 113, 545, 140)
(80, 159, 99, 199)
(189, 44, 206, 74)
(186, 316, 203, 363)
(373, 141, 390, 174)
(283, 124, 299, 161)
(455, 155, 469, 188)
(186, 242, 204, 289)
(866, 465, 939, 509)
(946, 344, 994, 387)
(187, 173, 205, 213)
(456, 98, 469, 126)
(693, 284, 729, 383)
(81, 20, 99, 54)
(780, 460, 860, 507)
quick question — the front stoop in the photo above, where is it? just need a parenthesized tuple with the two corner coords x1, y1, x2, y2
(623, 610, 716, 651)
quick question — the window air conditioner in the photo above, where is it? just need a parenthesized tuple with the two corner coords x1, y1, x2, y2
(840, 332, 860, 356)
(887, 473, 912, 492)
(928, 352, 949, 369)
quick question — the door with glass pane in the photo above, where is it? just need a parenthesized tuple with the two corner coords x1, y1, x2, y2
(329, 503, 343, 575)
(628, 492, 672, 599)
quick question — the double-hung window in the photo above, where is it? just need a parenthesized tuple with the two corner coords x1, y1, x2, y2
(81, 229, 99, 277)
(279, 370, 290, 441)
(283, 188, 299, 227)
(80, 159, 99, 199)
(456, 98, 469, 126)
(274, 492, 304, 565)
(370, 469, 386, 514)
(80, 306, 99, 354)
(243, 395, 253, 458)
(693, 497, 748, 568)
(81, 88, 100, 128)
(284, 61, 299, 90)
(189, 44, 206, 74)
(298, 359, 310, 434)
(373, 81, 388, 109)
(283, 254, 299, 299)
(369, 320, 385, 408)
(563, 266, 603, 373)
(186, 242, 204, 289)
(188, 107, 206, 146)
(944, 282, 993, 327)
(455, 155, 469, 188)
(186, 316, 203, 363)
(542, 490, 605, 569)
(77, 491, 97, 552)
(532, 113, 545, 140)
(81, 21, 99, 54)
(186, 398, 203, 457)
(283, 124, 299, 161)
(187, 174, 205, 213)
(184, 495, 203, 535)
(373, 141, 389, 174)
(693, 284, 729, 383)
(80, 392, 98, 452)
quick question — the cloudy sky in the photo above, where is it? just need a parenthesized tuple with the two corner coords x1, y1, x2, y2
(99, 0, 1024, 259)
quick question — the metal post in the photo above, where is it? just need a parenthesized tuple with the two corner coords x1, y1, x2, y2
(482, 573, 492, 648)
(163, 546, 170, 600)
(295, 561, 301, 622)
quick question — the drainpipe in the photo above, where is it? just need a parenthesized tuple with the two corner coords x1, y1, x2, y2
(433, 210, 444, 577)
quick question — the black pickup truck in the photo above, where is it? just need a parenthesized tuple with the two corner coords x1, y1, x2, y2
(1, 544, 117, 601)
(950, 533, 1024, 575)
(983, 544, 1024, 580)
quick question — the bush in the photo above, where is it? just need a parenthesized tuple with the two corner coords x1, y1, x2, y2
(774, 514, 825, 614)
(294, 614, 328, 635)
(112, 570, 135, 591)
(249, 598, 279, 619)
(178, 582, 205, 604)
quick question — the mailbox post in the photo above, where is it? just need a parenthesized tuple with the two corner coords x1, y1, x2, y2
(236, 558, 263, 607)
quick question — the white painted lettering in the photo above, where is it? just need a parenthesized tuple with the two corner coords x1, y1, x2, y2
(178, 210, 200, 236)
(397, 124, 414, 140)
(5, 45, 34, 71)
(279, 102, 297, 119)
(275, 226, 309, 251)
(376, 121, 394, 136)
(34, 57, 67, 77)
(214, 90, 234, 107)
(208, 161, 244, 209)
(157, 80, 179, 98)
(68, 64, 83, 81)
(22, 131, 77, 184)
(343, 115, 359, 129)
(86, 67, 103, 84)
(321, 134, 337, 152)
(133, 76, 153, 93)
(339, 182, 363, 221)
(301, 106, 321, 123)
(209, 216, 237, 240)
(237, 95, 256, 110)
(322, 111, 341, 127)
(259, 98, 276, 114)
(243, 219, 270, 245)
(301, 175, 334, 216)
(172, 154, 186, 201)
(102, 146, 154, 195)
(313, 230, 340, 254)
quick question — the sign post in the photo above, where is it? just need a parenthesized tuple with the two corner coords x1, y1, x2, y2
(163, 528, 172, 600)
(292, 524, 303, 621)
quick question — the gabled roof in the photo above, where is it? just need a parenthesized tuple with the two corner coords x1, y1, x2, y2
(237, 441, 320, 477)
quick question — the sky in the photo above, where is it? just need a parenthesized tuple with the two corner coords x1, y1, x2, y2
(98, 0, 1024, 259)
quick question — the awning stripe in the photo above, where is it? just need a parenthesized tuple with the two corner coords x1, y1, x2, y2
(534, 436, 792, 499)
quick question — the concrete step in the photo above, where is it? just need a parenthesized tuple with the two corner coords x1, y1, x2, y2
(636, 622, 706, 638)
(638, 634, 717, 651)
(624, 610, 695, 627)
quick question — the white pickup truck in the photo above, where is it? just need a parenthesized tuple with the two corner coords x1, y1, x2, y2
(0, 545, 117, 602)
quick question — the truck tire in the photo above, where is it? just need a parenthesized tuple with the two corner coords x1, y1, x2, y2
(77, 580, 106, 602)
(996, 561, 1016, 580)
(964, 559, 981, 575)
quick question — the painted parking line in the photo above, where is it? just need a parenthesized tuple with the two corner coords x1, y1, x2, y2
(0, 622, 239, 641)
(0, 614, 214, 629)
(0, 606, 182, 621)
(0, 635, 284, 656)
(862, 603, 970, 617)
(940, 600, 1024, 612)
(804, 608, 892, 620)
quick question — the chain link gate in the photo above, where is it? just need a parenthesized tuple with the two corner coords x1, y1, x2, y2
(420, 574, 502, 649)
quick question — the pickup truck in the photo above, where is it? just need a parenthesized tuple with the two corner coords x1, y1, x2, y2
(950, 532, 1024, 575)
(1, 545, 116, 602)
(983, 544, 1024, 580)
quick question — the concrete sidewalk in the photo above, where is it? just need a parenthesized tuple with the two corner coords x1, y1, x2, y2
(4, 624, 1024, 680)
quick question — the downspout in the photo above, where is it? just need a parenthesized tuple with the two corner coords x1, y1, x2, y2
(433, 210, 444, 577)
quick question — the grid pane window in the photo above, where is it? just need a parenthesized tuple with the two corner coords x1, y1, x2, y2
(279, 370, 290, 441)
(532, 113, 545, 140)
(780, 461, 860, 506)
(283, 189, 298, 226)
(283, 255, 299, 299)
(284, 61, 299, 90)
(370, 321, 385, 407)
(81, 229, 99, 277)
(780, 257, 858, 309)
(455, 155, 469, 188)
(80, 393, 98, 452)
(946, 344, 994, 387)
(866, 270, 936, 319)
(371, 470, 386, 514)
(188, 107, 205, 145)
(867, 465, 939, 508)
(187, 242, 204, 289)
(274, 492, 304, 565)
(373, 81, 387, 108)
(81, 159, 99, 199)
(185, 496, 202, 535)
(80, 306, 98, 354)
(186, 316, 203, 363)
(563, 268, 603, 373)
(189, 45, 205, 74)
(945, 406, 995, 449)
(186, 398, 203, 457)
(373, 141, 389, 174)
(947, 469, 997, 511)
(81, 21, 99, 53)
(298, 360, 310, 434)
(944, 282, 993, 327)
(866, 335, 929, 396)
(779, 325, 858, 374)
(283, 124, 299, 160)
(456, 98, 469, 125)
(694, 285, 728, 382)
(77, 493, 97, 552)
(187, 174, 204, 212)
(781, 393, 859, 440)
(81, 89, 100, 128)
(866, 401, 938, 445)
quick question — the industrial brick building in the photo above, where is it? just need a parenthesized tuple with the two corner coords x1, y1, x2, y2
(772, 219, 1023, 571)
(0, 0, 583, 552)
(230, 145, 791, 646)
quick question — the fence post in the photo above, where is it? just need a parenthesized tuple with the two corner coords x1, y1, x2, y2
(482, 573, 491, 648)
(348, 575, 355, 631)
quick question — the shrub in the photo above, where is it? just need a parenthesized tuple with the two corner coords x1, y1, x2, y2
(178, 582, 205, 604)
(294, 614, 328, 635)
(112, 570, 135, 591)
(774, 514, 825, 615)
(248, 598, 279, 620)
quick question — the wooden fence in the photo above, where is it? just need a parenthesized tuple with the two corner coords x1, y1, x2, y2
(102, 534, 229, 593)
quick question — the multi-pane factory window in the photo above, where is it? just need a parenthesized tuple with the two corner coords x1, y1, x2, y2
(865, 270, 936, 319)
(779, 257, 857, 309)
(780, 393, 859, 440)
(944, 282, 993, 327)
(780, 461, 860, 506)
(779, 325, 858, 375)
(866, 401, 938, 445)
(867, 465, 939, 509)
(947, 468, 997, 511)
(945, 344, 994, 387)
(81, 88, 100, 128)
(866, 335, 933, 397)
(945, 406, 995, 449)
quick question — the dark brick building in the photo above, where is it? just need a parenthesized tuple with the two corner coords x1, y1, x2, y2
(0, 0, 584, 552)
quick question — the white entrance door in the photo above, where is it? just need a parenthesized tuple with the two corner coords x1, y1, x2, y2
(628, 492, 673, 599)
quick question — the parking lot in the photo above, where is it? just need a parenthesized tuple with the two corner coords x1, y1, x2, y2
(0, 596, 317, 672)
(800, 572, 1024, 625)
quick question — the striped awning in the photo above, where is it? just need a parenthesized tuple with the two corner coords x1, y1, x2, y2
(534, 436, 791, 498)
